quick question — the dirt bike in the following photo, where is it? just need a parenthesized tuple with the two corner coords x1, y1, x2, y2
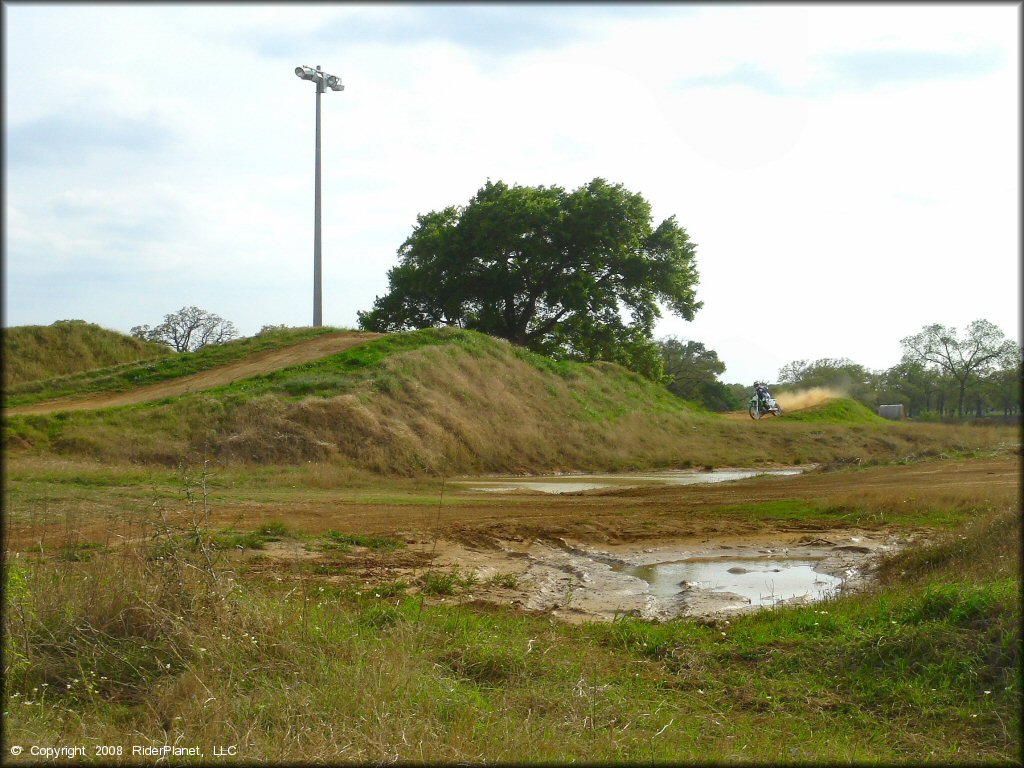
(749, 383, 784, 420)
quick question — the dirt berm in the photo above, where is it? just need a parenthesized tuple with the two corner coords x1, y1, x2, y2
(6, 332, 381, 415)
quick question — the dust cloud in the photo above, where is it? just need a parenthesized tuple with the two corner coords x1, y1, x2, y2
(774, 386, 845, 412)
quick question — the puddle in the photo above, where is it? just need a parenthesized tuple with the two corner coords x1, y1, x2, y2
(415, 530, 909, 623)
(455, 468, 804, 494)
(613, 557, 844, 607)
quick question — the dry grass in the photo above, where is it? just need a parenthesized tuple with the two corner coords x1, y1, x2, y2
(206, 344, 1018, 474)
(5, 329, 1018, 474)
(4, 489, 1018, 762)
(2, 321, 169, 388)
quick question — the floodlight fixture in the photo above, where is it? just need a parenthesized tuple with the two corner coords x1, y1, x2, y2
(294, 64, 345, 327)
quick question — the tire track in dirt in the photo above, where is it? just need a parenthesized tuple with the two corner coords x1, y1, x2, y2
(5, 331, 382, 415)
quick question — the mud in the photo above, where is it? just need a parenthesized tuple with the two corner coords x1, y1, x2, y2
(416, 528, 908, 622)
(8, 455, 1017, 623)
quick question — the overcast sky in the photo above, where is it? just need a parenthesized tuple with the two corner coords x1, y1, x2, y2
(3, 3, 1019, 384)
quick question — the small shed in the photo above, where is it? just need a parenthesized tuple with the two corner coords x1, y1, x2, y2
(878, 404, 907, 420)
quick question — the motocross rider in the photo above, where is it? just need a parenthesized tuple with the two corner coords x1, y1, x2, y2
(754, 381, 773, 407)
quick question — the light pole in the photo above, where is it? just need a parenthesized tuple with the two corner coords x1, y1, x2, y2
(295, 64, 344, 327)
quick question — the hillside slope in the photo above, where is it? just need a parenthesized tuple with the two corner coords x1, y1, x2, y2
(3, 328, 1012, 473)
(6, 332, 381, 415)
(2, 320, 170, 387)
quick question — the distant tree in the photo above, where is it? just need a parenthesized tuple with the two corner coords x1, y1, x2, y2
(132, 306, 238, 352)
(357, 178, 701, 379)
(723, 382, 752, 405)
(776, 357, 873, 403)
(900, 320, 1014, 419)
(657, 337, 740, 410)
(257, 324, 289, 335)
(980, 342, 1023, 417)
(878, 359, 941, 417)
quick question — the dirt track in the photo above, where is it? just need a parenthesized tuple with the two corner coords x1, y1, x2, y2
(239, 454, 1017, 621)
(5, 332, 381, 415)
(5, 453, 1017, 621)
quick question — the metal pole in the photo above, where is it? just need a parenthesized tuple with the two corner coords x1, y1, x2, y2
(313, 67, 323, 327)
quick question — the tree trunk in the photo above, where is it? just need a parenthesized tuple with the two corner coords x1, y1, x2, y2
(957, 381, 966, 419)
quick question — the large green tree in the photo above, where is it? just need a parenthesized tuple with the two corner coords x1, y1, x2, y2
(657, 337, 740, 411)
(357, 178, 701, 378)
(900, 319, 1015, 419)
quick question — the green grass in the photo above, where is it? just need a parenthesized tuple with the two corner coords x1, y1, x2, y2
(782, 397, 886, 424)
(4, 504, 1017, 762)
(319, 530, 405, 553)
(420, 569, 478, 596)
(149, 522, 296, 559)
(199, 326, 463, 400)
(3, 326, 343, 408)
(714, 498, 976, 528)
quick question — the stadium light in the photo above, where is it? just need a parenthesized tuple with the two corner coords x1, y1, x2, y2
(294, 64, 345, 327)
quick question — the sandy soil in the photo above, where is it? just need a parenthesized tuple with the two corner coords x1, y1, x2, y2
(6, 332, 381, 415)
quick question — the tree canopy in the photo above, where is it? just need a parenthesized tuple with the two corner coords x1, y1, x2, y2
(657, 337, 740, 411)
(132, 306, 238, 353)
(357, 178, 701, 378)
(900, 319, 1015, 418)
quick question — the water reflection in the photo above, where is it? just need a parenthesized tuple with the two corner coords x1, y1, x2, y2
(614, 557, 843, 606)
(457, 468, 803, 494)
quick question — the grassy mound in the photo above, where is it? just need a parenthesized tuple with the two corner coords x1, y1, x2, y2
(3, 328, 1015, 473)
(782, 397, 885, 424)
(4, 328, 706, 471)
(2, 320, 170, 388)
(3, 325, 341, 408)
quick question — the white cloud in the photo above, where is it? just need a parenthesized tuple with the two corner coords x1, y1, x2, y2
(3, 3, 1018, 382)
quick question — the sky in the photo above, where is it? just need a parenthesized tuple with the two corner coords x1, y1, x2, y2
(3, 2, 1020, 384)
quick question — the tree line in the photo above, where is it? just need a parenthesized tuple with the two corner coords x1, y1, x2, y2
(718, 319, 1019, 420)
